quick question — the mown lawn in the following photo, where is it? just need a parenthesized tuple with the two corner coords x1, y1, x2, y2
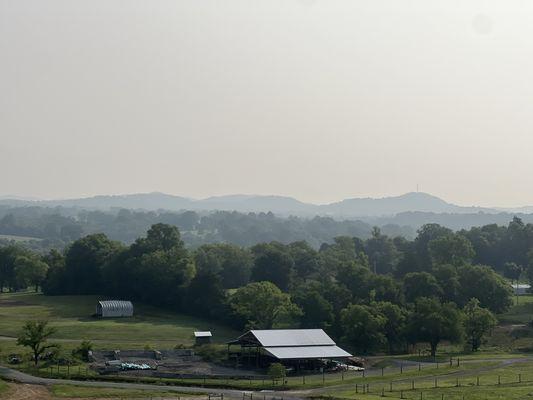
(0, 292, 238, 352)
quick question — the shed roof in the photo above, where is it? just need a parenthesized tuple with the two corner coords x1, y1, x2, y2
(264, 345, 352, 360)
(246, 329, 335, 347)
(194, 331, 212, 337)
(98, 300, 133, 309)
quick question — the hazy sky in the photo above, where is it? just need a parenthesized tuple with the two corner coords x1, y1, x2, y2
(1, 1, 533, 206)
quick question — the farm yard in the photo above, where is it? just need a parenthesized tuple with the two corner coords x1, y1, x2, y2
(3, 291, 533, 399)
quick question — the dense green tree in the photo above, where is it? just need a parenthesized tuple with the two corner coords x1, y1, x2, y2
(63, 233, 123, 295)
(432, 264, 460, 303)
(403, 272, 443, 303)
(371, 275, 404, 304)
(365, 227, 399, 274)
(251, 246, 294, 291)
(340, 304, 386, 354)
(406, 297, 463, 357)
(184, 271, 227, 318)
(336, 262, 373, 301)
(463, 298, 496, 352)
(194, 243, 253, 288)
(457, 265, 512, 313)
(414, 224, 453, 269)
(0, 245, 29, 291)
(229, 281, 301, 329)
(376, 301, 408, 353)
(428, 234, 475, 267)
(41, 249, 66, 295)
(13, 256, 48, 291)
(288, 241, 321, 280)
(293, 288, 334, 329)
(131, 223, 184, 254)
(503, 262, 523, 282)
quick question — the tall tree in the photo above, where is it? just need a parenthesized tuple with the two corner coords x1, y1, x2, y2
(463, 298, 496, 352)
(340, 304, 386, 354)
(13, 256, 48, 291)
(184, 271, 227, 319)
(457, 264, 512, 313)
(194, 243, 253, 288)
(406, 297, 463, 357)
(365, 227, 399, 274)
(251, 246, 294, 291)
(63, 234, 123, 295)
(229, 281, 301, 329)
(403, 272, 443, 303)
(293, 288, 334, 329)
(376, 301, 408, 353)
(428, 234, 475, 267)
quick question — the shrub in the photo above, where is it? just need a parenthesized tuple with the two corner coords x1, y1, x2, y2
(268, 363, 286, 381)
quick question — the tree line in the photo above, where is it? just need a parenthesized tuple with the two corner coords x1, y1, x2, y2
(4, 218, 532, 355)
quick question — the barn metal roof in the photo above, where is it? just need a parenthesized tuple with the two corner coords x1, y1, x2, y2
(194, 331, 212, 337)
(98, 300, 133, 309)
(246, 329, 336, 347)
(263, 345, 352, 360)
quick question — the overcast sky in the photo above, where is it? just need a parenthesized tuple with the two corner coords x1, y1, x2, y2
(1, 0, 533, 206)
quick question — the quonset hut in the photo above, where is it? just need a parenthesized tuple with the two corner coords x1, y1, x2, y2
(96, 300, 134, 318)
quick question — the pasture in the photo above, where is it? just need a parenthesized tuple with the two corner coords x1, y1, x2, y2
(0, 291, 238, 355)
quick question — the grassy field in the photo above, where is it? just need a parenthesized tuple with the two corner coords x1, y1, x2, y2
(51, 384, 202, 398)
(324, 359, 533, 399)
(0, 234, 42, 242)
(0, 291, 238, 355)
(0, 378, 8, 395)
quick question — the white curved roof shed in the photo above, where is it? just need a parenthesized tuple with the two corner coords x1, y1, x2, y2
(96, 300, 133, 318)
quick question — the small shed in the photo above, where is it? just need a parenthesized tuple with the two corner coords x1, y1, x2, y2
(96, 300, 133, 318)
(513, 283, 530, 295)
(194, 331, 212, 345)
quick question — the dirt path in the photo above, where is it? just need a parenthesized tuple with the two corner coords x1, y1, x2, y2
(3, 383, 51, 400)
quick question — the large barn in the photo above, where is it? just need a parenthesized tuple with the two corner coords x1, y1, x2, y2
(96, 300, 134, 318)
(228, 329, 351, 369)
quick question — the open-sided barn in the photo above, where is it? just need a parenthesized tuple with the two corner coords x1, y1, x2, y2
(96, 300, 133, 318)
(228, 329, 351, 368)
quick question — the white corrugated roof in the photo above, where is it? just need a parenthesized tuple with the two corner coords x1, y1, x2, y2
(249, 329, 335, 347)
(263, 345, 352, 359)
(98, 300, 133, 309)
(194, 331, 212, 337)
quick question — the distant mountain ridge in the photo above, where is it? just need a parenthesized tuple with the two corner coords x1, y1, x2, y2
(0, 191, 506, 218)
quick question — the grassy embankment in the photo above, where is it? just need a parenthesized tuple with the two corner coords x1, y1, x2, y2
(50, 384, 202, 398)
